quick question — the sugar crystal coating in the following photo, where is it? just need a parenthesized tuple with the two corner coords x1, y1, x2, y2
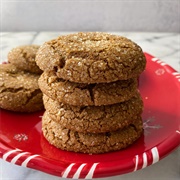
(36, 32, 146, 83)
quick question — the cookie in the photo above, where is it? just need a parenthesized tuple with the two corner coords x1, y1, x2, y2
(43, 92, 143, 133)
(0, 64, 43, 112)
(42, 112, 143, 154)
(8, 45, 42, 74)
(36, 32, 146, 83)
(39, 70, 138, 106)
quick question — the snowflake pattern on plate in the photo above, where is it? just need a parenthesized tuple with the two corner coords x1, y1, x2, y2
(143, 117, 162, 135)
(13, 134, 28, 142)
(155, 68, 165, 75)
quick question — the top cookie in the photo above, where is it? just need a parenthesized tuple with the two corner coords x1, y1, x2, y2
(8, 45, 42, 74)
(36, 32, 146, 83)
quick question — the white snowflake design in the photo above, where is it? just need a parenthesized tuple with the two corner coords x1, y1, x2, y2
(143, 117, 162, 135)
(155, 68, 165, 75)
(13, 133, 28, 142)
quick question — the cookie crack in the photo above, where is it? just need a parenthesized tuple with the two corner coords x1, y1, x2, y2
(77, 83, 96, 103)
(21, 48, 35, 60)
(1, 87, 24, 93)
(59, 57, 66, 68)
(20, 49, 27, 59)
(73, 132, 93, 150)
(129, 124, 138, 132)
(24, 89, 41, 106)
(88, 84, 95, 103)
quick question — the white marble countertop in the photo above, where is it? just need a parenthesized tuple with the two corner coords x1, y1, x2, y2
(0, 32, 180, 180)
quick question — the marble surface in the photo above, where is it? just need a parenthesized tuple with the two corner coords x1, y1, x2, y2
(0, 32, 180, 180)
(1, 32, 180, 71)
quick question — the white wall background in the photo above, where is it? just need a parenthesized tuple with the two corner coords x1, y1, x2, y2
(1, 0, 180, 32)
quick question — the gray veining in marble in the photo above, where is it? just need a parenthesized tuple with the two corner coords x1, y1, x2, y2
(0, 32, 180, 180)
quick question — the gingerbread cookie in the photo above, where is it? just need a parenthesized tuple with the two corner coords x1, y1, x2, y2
(8, 45, 42, 74)
(43, 93, 143, 133)
(36, 32, 146, 83)
(42, 112, 143, 154)
(39, 70, 138, 106)
(0, 64, 43, 112)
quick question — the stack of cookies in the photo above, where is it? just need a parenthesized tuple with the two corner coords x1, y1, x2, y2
(35, 32, 146, 154)
(0, 45, 44, 112)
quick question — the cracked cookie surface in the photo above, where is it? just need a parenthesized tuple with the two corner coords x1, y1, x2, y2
(36, 32, 146, 83)
(0, 64, 43, 112)
(43, 92, 143, 133)
(8, 45, 42, 74)
(39, 70, 138, 106)
(42, 112, 143, 154)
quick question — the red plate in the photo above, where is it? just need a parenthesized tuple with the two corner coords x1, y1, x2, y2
(0, 53, 180, 179)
